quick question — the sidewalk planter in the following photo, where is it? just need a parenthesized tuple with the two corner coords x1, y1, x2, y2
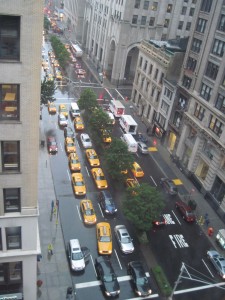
(137, 231, 148, 244)
(152, 266, 172, 297)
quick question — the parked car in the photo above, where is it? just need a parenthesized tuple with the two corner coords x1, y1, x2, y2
(48, 101, 57, 114)
(99, 190, 117, 214)
(114, 225, 134, 254)
(95, 256, 120, 297)
(207, 250, 225, 279)
(58, 113, 68, 127)
(47, 136, 58, 154)
(67, 239, 90, 271)
(64, 127, 75, 140)
(137, 142, 148, 154)
(80, 133, 92, 148)
(160, 178, 178, 195)
(127, 261, 152, 297)
(175, 201, 196, 222)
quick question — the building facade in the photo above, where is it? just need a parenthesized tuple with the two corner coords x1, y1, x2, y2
(131, 39, 187, 139)
(64, 0, 197, 84)
(175, 0, 225, 210)
(0, 1, 43, 299)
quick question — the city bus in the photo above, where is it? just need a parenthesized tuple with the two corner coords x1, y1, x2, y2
(70, 43, 83, 58)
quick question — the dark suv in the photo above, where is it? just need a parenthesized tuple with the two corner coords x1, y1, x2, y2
(175, 201, 196, 222)
(160, 178, 178, 195)
(95, 256, 120, 297)
(64, 126, 75, 140)
(99, 191, 117, 215)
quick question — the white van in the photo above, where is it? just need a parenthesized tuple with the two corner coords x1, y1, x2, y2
(121, 133, 138, 153)
(70, 102, 80, 118)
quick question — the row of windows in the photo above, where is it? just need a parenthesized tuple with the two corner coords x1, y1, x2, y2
(133, 17, 191, 30)
(191, 37, 225, 57)
(134, 0, 157, 11)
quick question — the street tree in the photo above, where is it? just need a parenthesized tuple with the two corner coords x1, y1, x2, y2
(44, 16, 50, 32)
(89, 107, 112, 147)
(78, 88, 99, 114)
(122, 183, 165, 232)
(104, 138, 134, 181)
(50, 36, 70, 69)
(41, 75, 57, 105)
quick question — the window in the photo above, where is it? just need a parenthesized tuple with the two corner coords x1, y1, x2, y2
(215, 94, 225, 114)
(6, 227, 21, 249)
(178, 21, 183, 30)
(0, 84, 19, 120)
(222, 74, 225, 87)
(149, 17, 155, 26)
(143, 60, 148, 71)
(173, 112, 182, 128)
(211, 39, 225, 57)
(189, 8, 195, 16)
(134, 0, 141, 8)
(160, 73, 164, 84)
(0, 229, 2, 250)
(200, 83, 212, 101)
(154, 68, 158, 80)
(156, 90, 161, 102)
(164, 87, 172, 100)
(149, 64, 153, 75)
(167, 4, 172, 13)
(209, 115, 224, 137)
(143, 1, 149, 10)
(161, 101, 169, 114)
(3, 188, 21, 212)
(218, 14, 225, 32)
(141, 16, 147, 25)
(132, 15, 138, 24)
(164, 19, 169, 28)
(0, 262, 22, 285)
(191, 38, 202, 53)
(182, 76, 192, 89)
(194, 103, 205, 120)
(205, 61, 219, 80)
(186, 22, 191, 30)
(1, 141, 20, 172)
(186, 56, 197, 71)
(196, 18, 207, 33)
(0, 15, 20, 60)
(152, 2, 158, 11)
(178, 94, 188, 109)
(139, 56, 143, 68)
(181, 7, 187, 15)
(200, 0, 212, 13)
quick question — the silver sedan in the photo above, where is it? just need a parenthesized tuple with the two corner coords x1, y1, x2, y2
(207, 250, 225, 279)
(114, 225, 134, 254)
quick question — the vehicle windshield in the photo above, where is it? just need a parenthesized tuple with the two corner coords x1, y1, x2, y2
(72, 251, 83, 261)
(121, 236, 132, 244)
(100, 236, 111, 242)
(85, 209, 94, 216)
(97, 175, 105, 180)
(103, 275, 114, 283)
(68, 143, 74, 147)
(136, 277, 148, 285)
(75, 181, 84, 186)
(85, 138, 90, 142)
(136, 167, 142, 172)
(71, 159, 79, 163)
(50, 142, 57, 146)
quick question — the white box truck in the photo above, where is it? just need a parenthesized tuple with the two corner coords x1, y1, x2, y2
(119, 114, 138, 135)
(121, 133, 138, 153)
(109, 100, 125, 117)
(70, 102, 80, 118)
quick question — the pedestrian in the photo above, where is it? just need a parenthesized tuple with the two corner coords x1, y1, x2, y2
(47, 243, 53, 255)
(66, 287, 73, 299)
(51, 200, 54, 214)
(208, 227, 214, 237)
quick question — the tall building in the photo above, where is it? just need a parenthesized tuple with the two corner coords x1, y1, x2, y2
(0, 1, 43, 299)
(80, 0, 196, 84)
(174, 0, 225, 209)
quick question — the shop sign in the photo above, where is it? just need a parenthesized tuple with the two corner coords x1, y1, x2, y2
(0, 293, 22, 300)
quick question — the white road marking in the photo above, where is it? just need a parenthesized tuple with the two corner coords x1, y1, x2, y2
(172, 210, 181, 225)
(98, 203, 104, 218)
(169, 234, 189, 248)
(174, 282, 225, 295)
(67, 169, 70, 181)
(163, 214, 175, 225)
(60, 142, 63, 152)
(114, 249, 123, 270)
(90, 254, 97, 277)
(202, 258, 214, 277)
(85, 166, 90, 176)
(150, 176, 157, 186)
(76, 205, 81, 220)
(115, 89, 124, 100)
(136, 152, 139, 158)
(104, 88, 113, 99)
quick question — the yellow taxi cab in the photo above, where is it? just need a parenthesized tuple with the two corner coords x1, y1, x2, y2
(65, 138, 76, 154)
(101, 129, 112, 144)
(59, 104, 68, 118)
(121, 169, 128, 175)
(53, 60, 59, 67)
(91, 168, 108, 189)
(96, 222, 112, 255)
(48, 101, 57, 114)
(71, 173, 86, 196)
(80, 199, 97, 225)
(126, 178, 139, 188)
(85, 149, 100, 167)
(55, 70, 62, 80)
(131, 162, 144, 178)
(47, 73, 54, 81)
(74, 116, 84, 131)
(68, 152, 81, 172)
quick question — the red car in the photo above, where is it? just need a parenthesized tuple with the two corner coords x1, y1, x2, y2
(47, 136, 58, 154)
(175, 201, 196, 222)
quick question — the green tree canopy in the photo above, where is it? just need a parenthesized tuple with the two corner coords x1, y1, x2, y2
(50, 36, 70, 69)
(78, 88, 99, 114)
(122, 183, 165, 232)
(44, 16, 50, 31)
(104, 138, 134, 181)
(41, 75, 57, 105)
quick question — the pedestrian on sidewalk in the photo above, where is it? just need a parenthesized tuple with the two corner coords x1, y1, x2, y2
(47, 243, 53, 255)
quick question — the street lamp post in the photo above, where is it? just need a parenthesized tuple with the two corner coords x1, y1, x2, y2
(117, 73, 120, 88)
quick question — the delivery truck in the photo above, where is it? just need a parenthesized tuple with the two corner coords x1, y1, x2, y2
(119, 114, 138, 135)
(109, 100, 125, 117)
(121, 133, 138, 153)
